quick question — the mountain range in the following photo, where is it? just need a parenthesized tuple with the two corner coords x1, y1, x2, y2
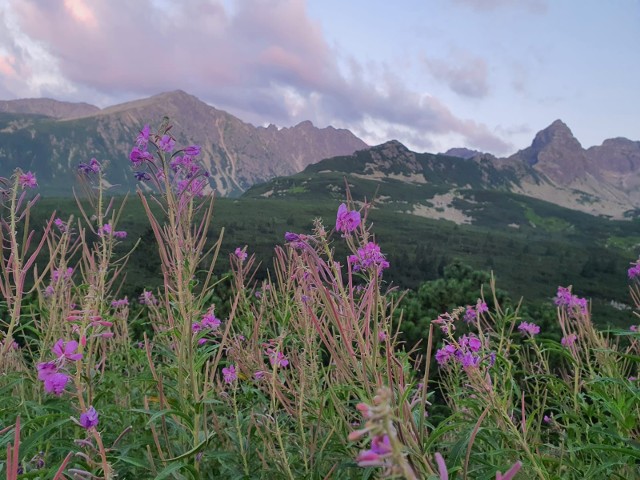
(1, 91, 639, 219)
(0, 90, 367, 196)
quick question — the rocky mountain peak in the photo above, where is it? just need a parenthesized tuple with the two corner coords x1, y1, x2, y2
(444, 147, 485, 159)
(530, 119, 582, 153)
(0, 98, 100, 119)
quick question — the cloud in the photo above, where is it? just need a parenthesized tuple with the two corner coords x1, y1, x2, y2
(423, 53, 490, 98)
(452, 0, 547, 13)
(0, 0, 511, 154)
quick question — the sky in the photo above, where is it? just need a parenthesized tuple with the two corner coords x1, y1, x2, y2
(0, 0, 638, 155)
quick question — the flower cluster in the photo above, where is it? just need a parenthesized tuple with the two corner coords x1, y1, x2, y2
(554, 286, 588, 318)
(192, 308, 221, 345)
(138, 290, 158, 305)
(129, 123, 209, 197)
(348, 242, 390, 273)
(37, 339, 83, 395)
(435, 334, 486, 368)
(222, 365, 237, 384)
(234, 247, 248, 262)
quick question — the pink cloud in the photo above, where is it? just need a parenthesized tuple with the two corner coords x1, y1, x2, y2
(1, 0, 511, 154)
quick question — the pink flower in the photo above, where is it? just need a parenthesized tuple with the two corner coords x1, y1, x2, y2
(335, 203, 361, 234)
(628, 261, 640, 280)
(518, 321, 540, 337)
(136, 125, 150, 147)
(267, 350, 289, 368)
(631, 325, 638, 332)
(234, 247, 248, 262)
(356, 435, 391, 467)
(222, 365, 237, 383)
(348, 242, 389, 273)
(561, 333, 577, 347)
(44, 372, 69, 395)
(435, 344, 457, 365)
(19, 171, 37, 189)
(183, 145, 201, 156)
(201, 311, 221, 330)
(158, 135, 176, 153)
(79, 406, 99, 429)
(54, 218, 67, 232)
(52, 339, 83, 361)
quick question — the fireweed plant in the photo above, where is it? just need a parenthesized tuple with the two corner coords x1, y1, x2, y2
(0, 121, 638, 479)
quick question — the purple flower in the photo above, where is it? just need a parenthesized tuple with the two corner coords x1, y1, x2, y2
(356, 435, 391, 467)
(335, 203, 361, 234)
(476, 300, 488, 314)
(459, 334, 482, 352)
(52, 339, 83, 361)
(561, 333, 577, 347)
(184, 145, 201, 156)
(267, 350, 289, 368)
(463, 306, 477, 324)
(460, 351, 480, 368)
(44, 372, 69, 396)
(222, 365, 237, 384)
(54, 218, 67, 232)
(518, 321, 540, 337)
(158, 135, 176, 153)
(254, 371, 265, 380)
(348, 242, 389, 273)
(134, 171, 151, 181)
(139, 290, 157, 305)
(111, 298, 129, 308)
(201, 311, 221, 330)
(114, 230, 127, 239)
(19, 171, 37, 189)
(234, 247, 247, 262)
(79, 406, 99, 429)
(136, 125, 150, 147)
(99, 223, 112, 236)
(631, 325, 638, 332)
(435, 344, 457, 365)
(129, 146, 154, 167)
(37, 361, 57, 381)
(543, 415, 552, 423)
(77, 158, 101, 175)
(554, 286, 588, 317)
(44, 285, 55, 297)
(629, 262, 640, 280)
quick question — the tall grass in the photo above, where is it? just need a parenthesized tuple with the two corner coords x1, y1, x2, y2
(0, 121, 638, 479)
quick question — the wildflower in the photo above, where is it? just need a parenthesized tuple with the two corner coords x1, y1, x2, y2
(111, 298, 129, 308)
(52, 267, 74, 283)
(459, 351, 480, 368)
(79, 406, 99, 429)
(158, 134, 175, 152)
(561, 333, 577, 347)
(335, 203, 361, 234)
(284, 231, 307, 249)
(37, 362, 69, 395)
(139, 290, 157, 305)
(378, 331, 387, 341)
(54, 218, 67, 232)
(356, 434, 391, 467)
(543, 415, 552, 423)
(518, 321, 540, 337)
(201, 311, 221, 330)
(99, 223, 112, 236)
(554, 286, 588, 317)
(134, 171, 151, 181)
(113, 230, 127, 239)
(136, 125, 150, 148)
(77, 158, 101, 175)
(463, 306, 477, 324)
(222, 365, 237, 383)
(631, 325, 638, 332)
(267, 349, 289, 368)
(129, 146, 154, 166)
(476, 300, 488, 314)
(234, 247, 247, 262)
(43, 285, 55, 297)
(52, 339, 83, 362)
(19, 171, 37, 189)
(628, 260, 640, 280)
(348, 242, 390, 273)
(435, 344, 457, 365)
(459, 334, 482, 352)
(254, 371, 265, 380)
(183, 145, 201, 156)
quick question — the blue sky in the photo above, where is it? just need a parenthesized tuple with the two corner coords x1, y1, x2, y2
(0, 0, 638, 155)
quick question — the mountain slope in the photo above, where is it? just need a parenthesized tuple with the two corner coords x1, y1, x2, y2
(0, 90, 367, 196)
